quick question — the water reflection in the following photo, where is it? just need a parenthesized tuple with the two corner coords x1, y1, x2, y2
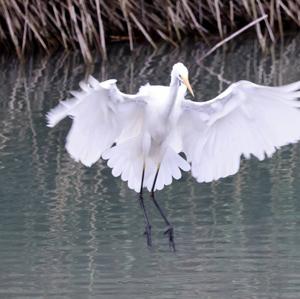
(1, 35, 300, 298)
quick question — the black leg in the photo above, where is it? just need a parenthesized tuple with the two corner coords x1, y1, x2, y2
(138, 167, 152, 247)
(150, 167, 175, 251)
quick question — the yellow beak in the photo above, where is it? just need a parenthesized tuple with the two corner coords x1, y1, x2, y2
(181, 75, 194, 97)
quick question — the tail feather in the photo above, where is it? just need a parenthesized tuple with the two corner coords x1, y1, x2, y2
(152, 147, 190, 191)
(103, 136, 143, 192)
(103, 137, 191, 192)
(121, 161, 131, 182)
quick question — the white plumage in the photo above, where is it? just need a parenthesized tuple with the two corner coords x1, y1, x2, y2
(47, 63, 300, 192)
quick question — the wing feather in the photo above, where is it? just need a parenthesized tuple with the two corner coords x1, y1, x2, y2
(180, 80, 300, 183)
(46, 76, 146, 167)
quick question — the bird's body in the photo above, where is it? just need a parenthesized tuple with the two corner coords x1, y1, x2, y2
(47, 62, 300, 249)
(141, 86, 171, 143)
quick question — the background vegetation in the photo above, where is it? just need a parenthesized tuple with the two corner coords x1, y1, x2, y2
(0, 0, 299, 62)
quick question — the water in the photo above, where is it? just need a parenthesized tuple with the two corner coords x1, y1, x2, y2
(1, 35, 300, 298)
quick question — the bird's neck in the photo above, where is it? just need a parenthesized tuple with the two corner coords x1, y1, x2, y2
(164, 76, 180, 118)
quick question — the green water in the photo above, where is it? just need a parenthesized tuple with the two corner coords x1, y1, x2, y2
(1, 36, 300, 298)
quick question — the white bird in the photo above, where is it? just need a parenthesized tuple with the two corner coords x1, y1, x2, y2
(47, 62, 300, 250)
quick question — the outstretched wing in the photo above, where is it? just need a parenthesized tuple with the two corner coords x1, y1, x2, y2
(179, 80, 300, 183)
(47, 76, 146, 166)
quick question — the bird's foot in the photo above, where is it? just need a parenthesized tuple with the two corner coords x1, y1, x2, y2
(144, 224, 152, 247)
(164, 225, 175, 251)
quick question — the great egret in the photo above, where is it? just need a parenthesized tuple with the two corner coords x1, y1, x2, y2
(47, 62, 300, 250)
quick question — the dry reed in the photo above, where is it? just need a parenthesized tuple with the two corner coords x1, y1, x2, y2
(0, 0, 299, 62)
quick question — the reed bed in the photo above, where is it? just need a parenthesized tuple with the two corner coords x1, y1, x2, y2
(0, 0, 300, 62)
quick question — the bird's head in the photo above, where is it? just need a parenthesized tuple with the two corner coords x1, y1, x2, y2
(171, 62, 194, 97)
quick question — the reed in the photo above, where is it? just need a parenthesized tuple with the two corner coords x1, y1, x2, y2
(0, 0, 299, 62)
